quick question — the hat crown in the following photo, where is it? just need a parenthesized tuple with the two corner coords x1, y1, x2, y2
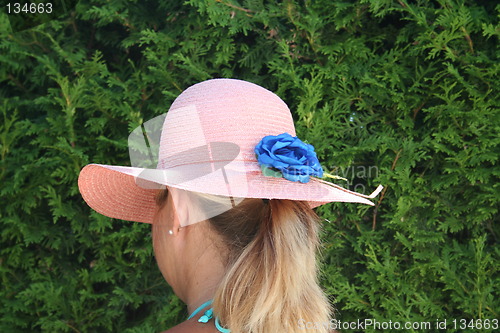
(158, 79, 296, 168)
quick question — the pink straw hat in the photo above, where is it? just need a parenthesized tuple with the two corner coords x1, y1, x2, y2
(78, 79, 382, 224)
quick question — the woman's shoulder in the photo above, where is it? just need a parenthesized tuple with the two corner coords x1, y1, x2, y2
(159, 319, 219, 333)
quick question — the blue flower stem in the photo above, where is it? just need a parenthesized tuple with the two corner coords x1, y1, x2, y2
(322, 172, 348, 182)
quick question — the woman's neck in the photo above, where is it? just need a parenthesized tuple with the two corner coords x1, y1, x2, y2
(180, 228, 227, 315)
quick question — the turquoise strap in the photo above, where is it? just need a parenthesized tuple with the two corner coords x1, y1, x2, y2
(187, 299, 231, 332)
(215, 316, 231, 333)
(187, 300, 213, 320)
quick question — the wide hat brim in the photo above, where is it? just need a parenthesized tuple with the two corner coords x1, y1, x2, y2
(78, 162, 383, 224)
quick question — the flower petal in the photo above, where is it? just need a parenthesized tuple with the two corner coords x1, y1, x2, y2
(282, 169, 310, 183)
(271, 140, 292, 153)
(258, 153, 277, 165)
(276, 154, 302, 164)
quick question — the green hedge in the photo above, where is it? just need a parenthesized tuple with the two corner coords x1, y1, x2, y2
(1, 0, 498, 332)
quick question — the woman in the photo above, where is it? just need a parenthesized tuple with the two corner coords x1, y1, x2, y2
(79, 79, 382, 332)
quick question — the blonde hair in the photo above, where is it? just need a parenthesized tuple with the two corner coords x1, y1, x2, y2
(155, 189, 332, 333)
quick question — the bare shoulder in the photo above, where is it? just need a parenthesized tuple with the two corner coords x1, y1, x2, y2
(159, 319, 219, 333)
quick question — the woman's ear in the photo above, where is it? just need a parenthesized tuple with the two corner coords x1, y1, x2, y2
(168, 188, 190, 230)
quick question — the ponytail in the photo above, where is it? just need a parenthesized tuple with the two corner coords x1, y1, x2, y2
(208, 197, 332, 333)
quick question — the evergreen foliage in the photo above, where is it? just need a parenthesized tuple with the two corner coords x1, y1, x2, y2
(1, 0, 498, 332)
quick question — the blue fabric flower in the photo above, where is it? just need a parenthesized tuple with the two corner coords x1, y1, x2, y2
(254, 132, 324, 183)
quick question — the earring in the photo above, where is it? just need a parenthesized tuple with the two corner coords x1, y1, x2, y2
(168, 230, 173, 235)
